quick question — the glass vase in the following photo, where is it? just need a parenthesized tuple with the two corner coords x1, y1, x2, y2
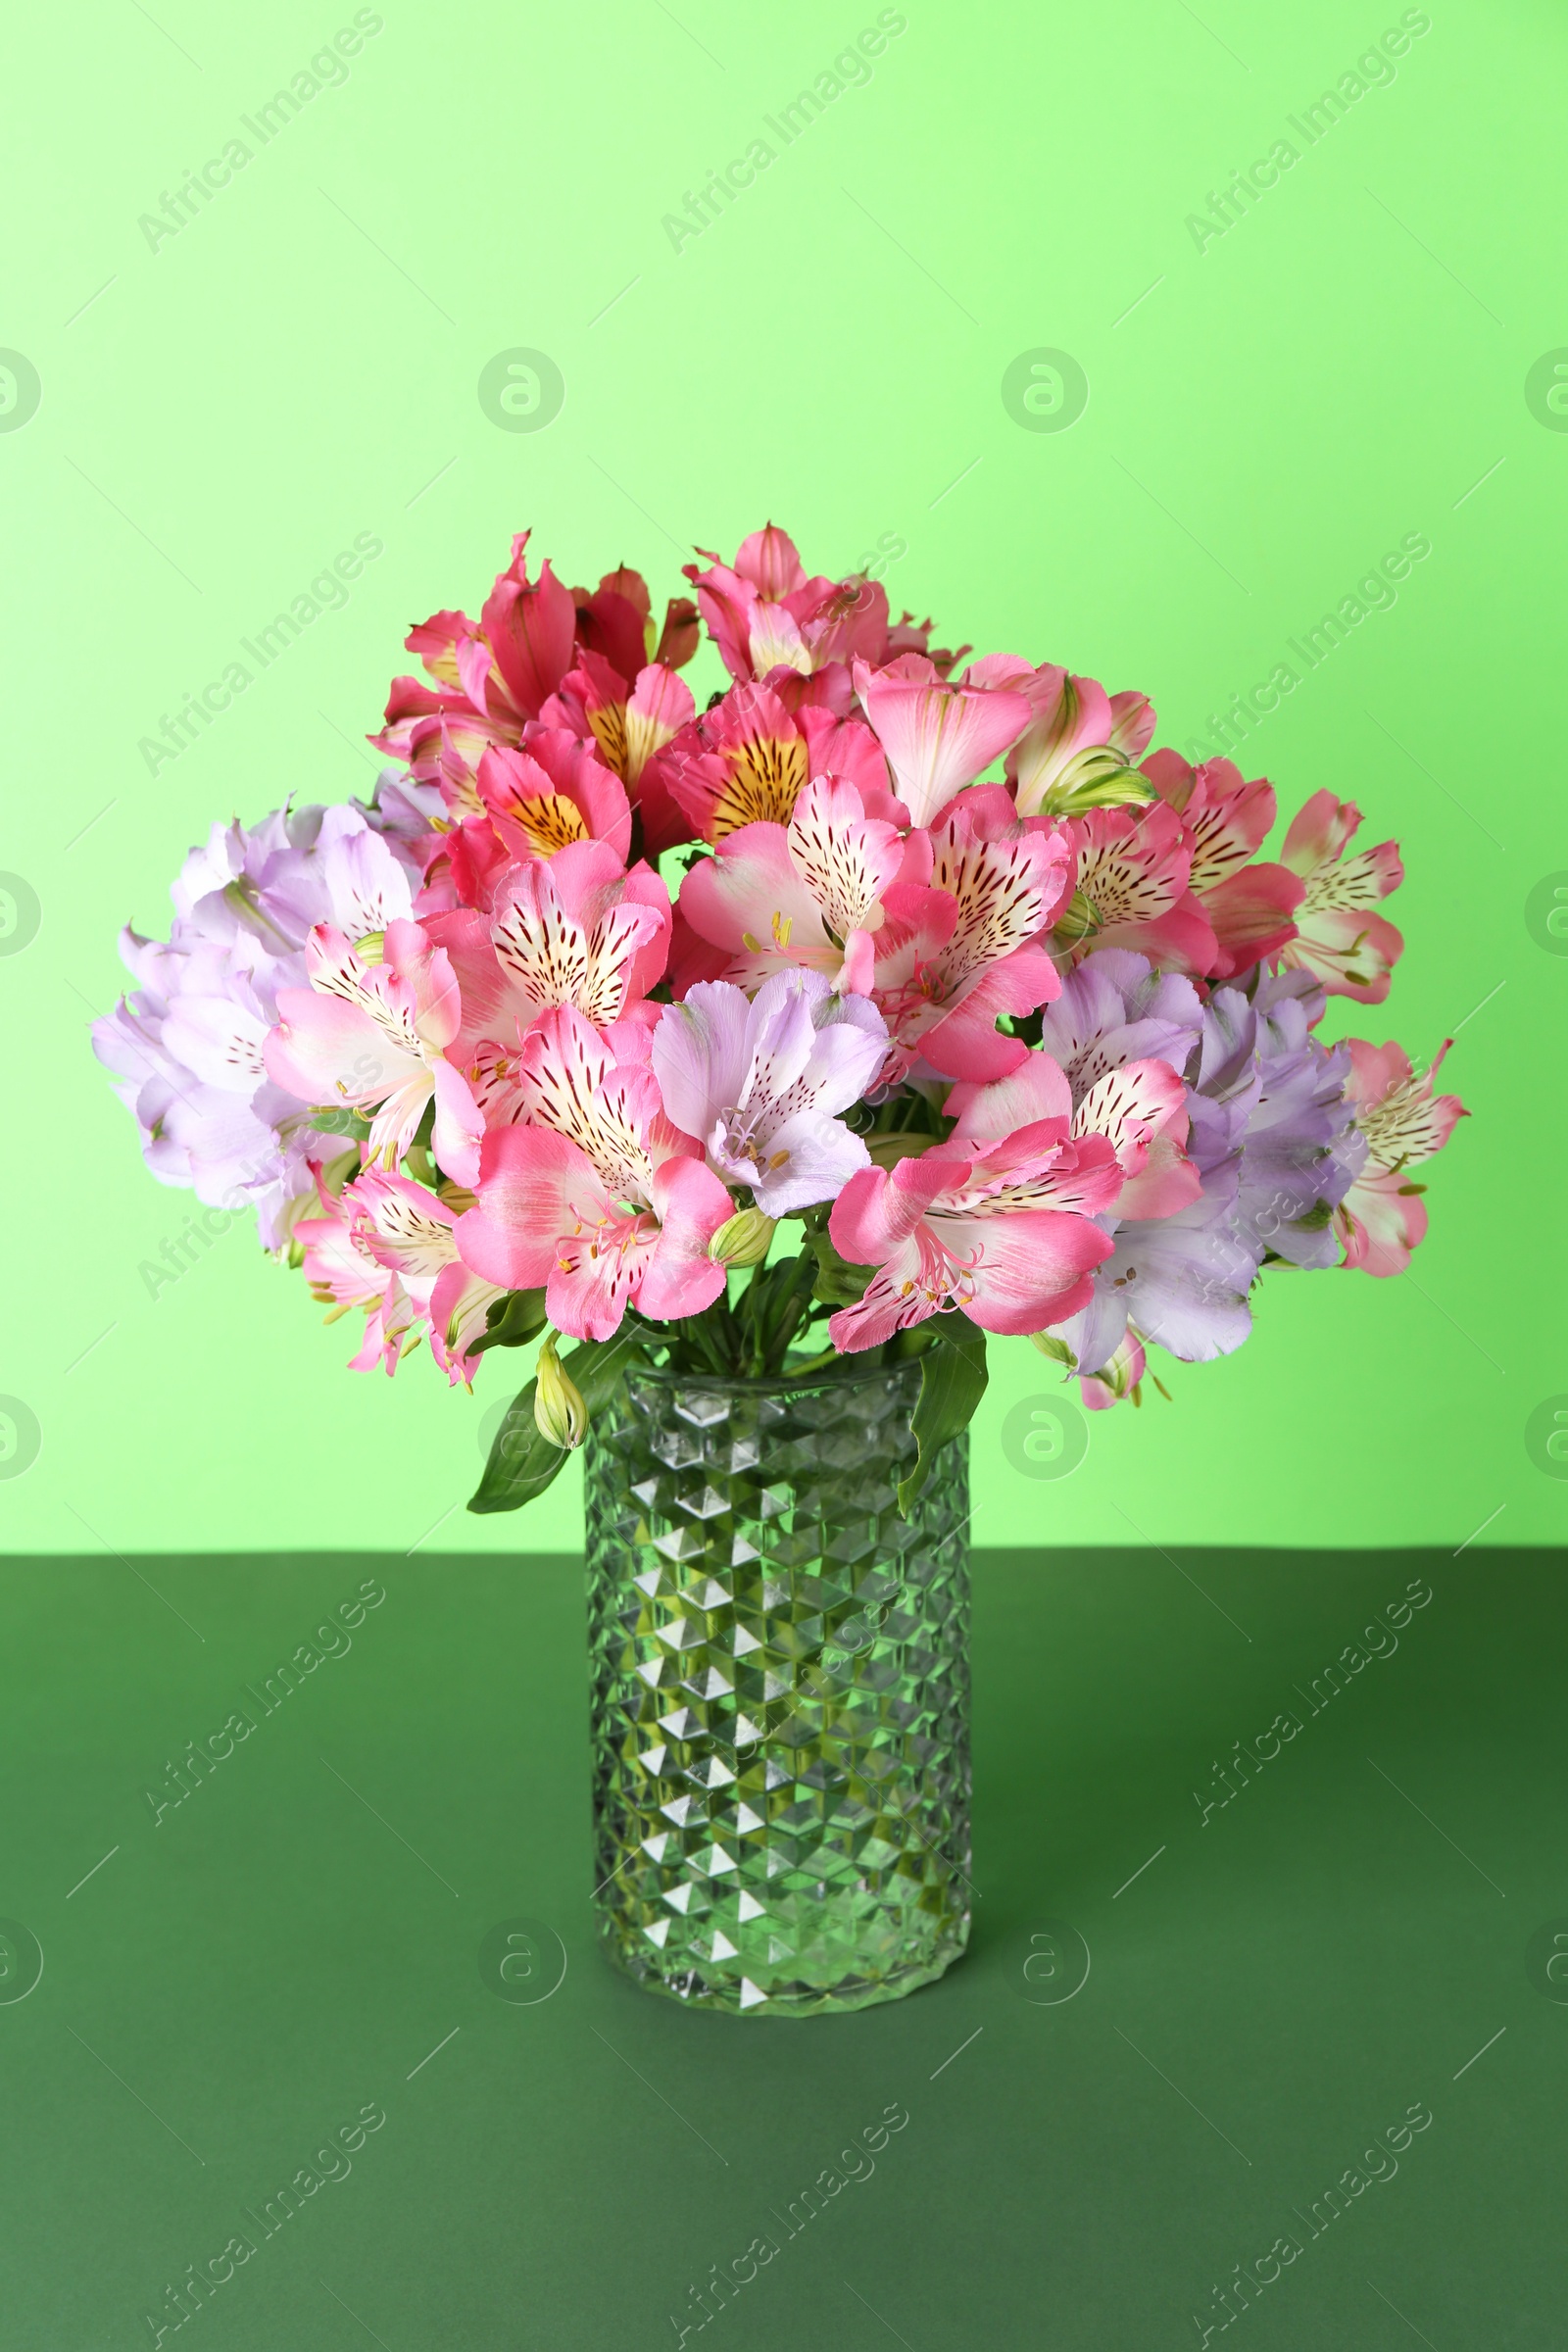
(583, 1354, 971, 2016)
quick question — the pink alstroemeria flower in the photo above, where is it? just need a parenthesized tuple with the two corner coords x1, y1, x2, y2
(1335, 1040, 1466, 1276)
(662, 681, 901, 846)
(652, 969, 888, 1216)
(972, 660, 1156, 818)
(674, 775, 914, 997)
(945, 1042, 1197, 1221)
(826, 1122, 1120, 1352)
(371, 533, 573, 800)
(265, 918, 483, 1183)
(425, 843, 670, 1129)
(867, 788, 1073, 1080)
(664, 680, 813, 840)
(479, 534, 578, 723)
(508, 1005, 696, 1207)
(456, 1012, 731, 1340)
(296, 1169, 503, 1381)
(685, 526, 891, 688)
(852, 654, 1034, 827)
(349, 1170, 503, 1383)
(1277, 790, 1405, 1004)
(1054, 803, 1219, 975)
(372, 626, 518, 802)
(294, 1175, 421, 1375)
(569, 565, 654, 685)
(375, 537, 696, 826)
(1141, 750, 1303, 980)
(461, 733, 633, 880)
(546, 654, 696, 784)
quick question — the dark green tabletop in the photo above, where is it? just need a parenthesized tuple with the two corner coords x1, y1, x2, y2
(2, 1544, 1559, 2349)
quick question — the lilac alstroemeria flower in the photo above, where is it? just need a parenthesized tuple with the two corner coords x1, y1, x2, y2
(1062, 1090, 1254, 1374)
(652, 969, 888, 1217)
(1214, 965, 1365, 1270)
(1040, 951, 1364, 1380)
(92, 799, 426, 1249)
(1036, 946, 1204, 1093)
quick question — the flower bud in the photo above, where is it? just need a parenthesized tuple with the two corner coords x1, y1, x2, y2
(709, 1207, 776, 1268)
(533, 1335, 587, 1449)
(1029, 1330, 1077, 1368)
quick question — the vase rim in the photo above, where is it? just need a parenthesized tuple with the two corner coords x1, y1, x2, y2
(624, 1350, 920, 1396)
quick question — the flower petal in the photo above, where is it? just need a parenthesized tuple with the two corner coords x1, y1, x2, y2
(853, 657, 1033, 827)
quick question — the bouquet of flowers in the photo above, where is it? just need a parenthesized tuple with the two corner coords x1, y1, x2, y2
(96, 523, 1465, 1512)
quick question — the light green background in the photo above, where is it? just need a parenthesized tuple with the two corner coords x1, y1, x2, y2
(3, 0, 1562, 1553)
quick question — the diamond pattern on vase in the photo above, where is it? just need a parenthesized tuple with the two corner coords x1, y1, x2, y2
(584, 1357, 970, 2016)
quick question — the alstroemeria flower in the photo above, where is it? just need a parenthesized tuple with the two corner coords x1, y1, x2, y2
(1059, 1169, 1260, 1376)
(93, 806, 430, 1247)
(652, 969, 888, 1215)
(296, 1169, 503, 1382)
(375, 540, 697, 829)
(1276, 790, 1404, 1003)
(674, 776, 913, 997)
(853, 654, 1034, 827)
(371, 532, 573, 805)
(347, 1169, 503, 1383)
(987, 661, 1156, 818)
(569, 565, 654, 685)
(1053, 957, 1370, 1385)
(685, 526, 891, 687)
(1031, 949, 1207, 1220)
(422, 844, 670, 1128)
(1053, 803, 1219, 975)
(867, 788, 1074, 1080)
(489, 844, 669, 1019)
(1034, 948, 1203, 1092)
(294, 1174, 422, 1375)
(542, 654, 696, 853)
(1205, 968, 1364, 1269)
(1335, 1040, 1466, 1276)
(826, 1127, 1119, 1351)
(665, 681, 811, 839)
(1141, 750, 1303, 979)
(265, 917, 483, 1183)
(455, 1020, 731, 1340)
(508, 1005, 696, 1191)
(469, 734, 632, 869)
(479, 533, 578, 722)
(946, 1037, 1197, 1220)
(371, 622, 518, 804)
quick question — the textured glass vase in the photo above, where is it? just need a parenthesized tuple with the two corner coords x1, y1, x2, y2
(584, 1355, 971, 2016)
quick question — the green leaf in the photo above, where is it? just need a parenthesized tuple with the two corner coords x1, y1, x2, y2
(898, 1321, 988, 1515)
(468, 1288, 549, 1357)
(467, 1327, 647, 1514)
